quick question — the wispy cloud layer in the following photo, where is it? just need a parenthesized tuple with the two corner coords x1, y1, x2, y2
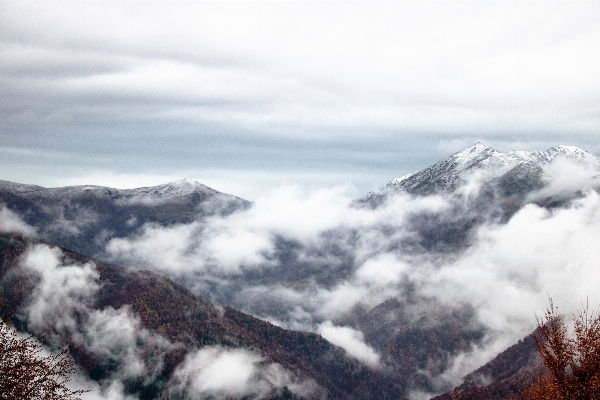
(0, 206, 37, 236)
(13, 244, 314, 399)
(101, 155, 600, 383)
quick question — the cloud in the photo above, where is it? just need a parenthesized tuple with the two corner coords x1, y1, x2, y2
(103, 186, 454, 330)
(528, 155, 600, 202)
(318, 321, 380, 368)
(168, 346, 320, 400)
(354, 254, 409, 287)
(105, 185, 359, 276)
(422, 190, 600, 343)
(15, 243, 317, 399)
(82, 307, 172, 382)
(18, 244, 173, 386)
(0, 205, 37, 236)
(20, 244, 100, 334)
(393, 186, 600, 395)
(36, 201, 100, 238)
(3, 2, 600, 133)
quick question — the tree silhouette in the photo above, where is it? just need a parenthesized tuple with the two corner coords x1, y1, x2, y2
(521, 299, 600, 399)
(0, 317, 88, 400)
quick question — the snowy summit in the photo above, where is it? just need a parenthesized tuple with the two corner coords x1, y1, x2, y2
(359, 143, 599, 201)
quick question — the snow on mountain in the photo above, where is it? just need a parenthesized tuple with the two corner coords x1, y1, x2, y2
(359, 143, 599, 202)
(113, 179, 222, 205)
(0, 178, 222, 203)
(120, 178, 218, 198)
(0, 180, 47, 194)
(0, 178, 250, 259)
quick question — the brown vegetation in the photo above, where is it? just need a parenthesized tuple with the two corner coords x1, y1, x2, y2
(433, 299, 600, 400)
(520, 300, 600, 399)
(0, 311, 87, 400)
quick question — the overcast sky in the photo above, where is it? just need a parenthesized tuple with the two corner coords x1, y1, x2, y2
(1, 1, 599, 199)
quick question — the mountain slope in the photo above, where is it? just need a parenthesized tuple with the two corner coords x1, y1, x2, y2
(432, 333, 540, 399)
(0, 179, 250, 259)
(352, 143, 600, 254)
(0, 232, 405, 399)
(358, 143, 599, 202)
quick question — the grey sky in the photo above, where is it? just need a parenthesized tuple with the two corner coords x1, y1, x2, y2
(1, 1, 599, 199)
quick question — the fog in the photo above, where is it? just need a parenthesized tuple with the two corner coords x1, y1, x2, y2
(0, 206, 37, 237)
(103, 155, 600, 384)
(11, 244, 315, 399)
(4, 154, 600, 397)
(168, 347, 321, 400)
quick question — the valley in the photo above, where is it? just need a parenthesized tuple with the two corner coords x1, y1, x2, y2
(2, 143, 600, 399)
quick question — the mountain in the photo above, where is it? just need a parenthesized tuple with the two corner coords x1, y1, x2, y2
(2, 143, 598, 399)
(0, 179, 250, 259)
(350, 143, 598, 399)
(359, 143, 599, 202)
(0, 232, 405, 399)
(352, 143, 600, 254)
(432, 334, 540, 399)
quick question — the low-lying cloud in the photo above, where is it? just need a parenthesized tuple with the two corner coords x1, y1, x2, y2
(6, 154, 600, 396)
(0, 205, 37, 236)
(19, 244, 174, 385)
(13, 244, 312, 399)
(318, 321, 380, 368)
(424, 190, 600, 337)
(103, 156, 600, 384)
(169, 346, 320, 400)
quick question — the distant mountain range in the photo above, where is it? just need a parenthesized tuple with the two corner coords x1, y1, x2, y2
(2, 143, 596, 261)
(0, 178, 250, 258)
(1, 143, 599, 399)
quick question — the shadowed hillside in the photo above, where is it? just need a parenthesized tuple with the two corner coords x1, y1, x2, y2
(0, 232, 405, 399)
(0, 179, 250, 259)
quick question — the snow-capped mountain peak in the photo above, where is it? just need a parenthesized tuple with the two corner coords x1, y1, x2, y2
(546, 145, 597, 162)
(358, 143, 599, 203)
(453, 142, 497, 165)
(126, 178, 216, 198)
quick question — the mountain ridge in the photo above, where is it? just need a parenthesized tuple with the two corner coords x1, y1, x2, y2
(0, 232, 406, 399)
(0, 178, 251, 259)
(358, 143, 599, 202)
(0, 178, 227, 201)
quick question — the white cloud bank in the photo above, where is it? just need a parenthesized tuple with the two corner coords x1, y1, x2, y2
(169, 346, 320, 400)
(0, 206, 37, 236)
(424, 190, 600, 339)
(101, 156, 600, 380)
(318, 321, 380, 368)
(14, 244, 315, 399)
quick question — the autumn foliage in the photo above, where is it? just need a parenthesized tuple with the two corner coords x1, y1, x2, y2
(521, 300, 600, 399)
(0, 317, 87, 400)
